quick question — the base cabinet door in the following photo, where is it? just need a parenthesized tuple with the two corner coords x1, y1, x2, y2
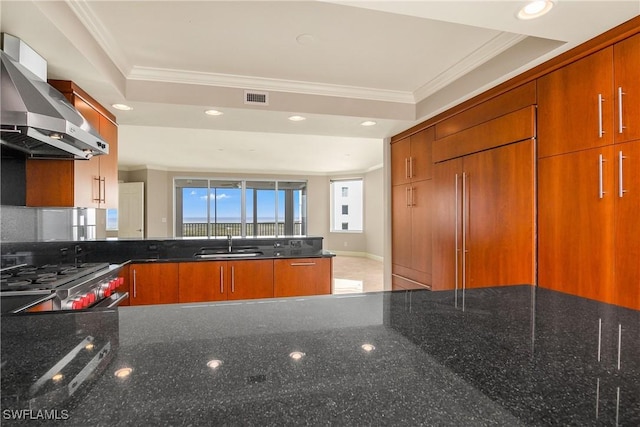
(178, 261, 226, 303)
(614, 140, 640, 310)
(274, 258, 332, 297)
(129, 263, 179, 306)
(538, 146, 616, 303)
(227, 259, 274, 300)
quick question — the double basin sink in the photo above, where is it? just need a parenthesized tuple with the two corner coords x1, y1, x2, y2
(193, 246, 264, 259)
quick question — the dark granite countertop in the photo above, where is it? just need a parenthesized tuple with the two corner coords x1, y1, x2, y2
(1, 286, 638, 426)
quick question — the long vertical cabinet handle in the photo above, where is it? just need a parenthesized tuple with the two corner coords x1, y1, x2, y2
(101, 177, 106, 203)
(406, 187, 411, 208)
(231, 266, 235, 293)
(618, 87, 625, 134)
(462, 172, 467, 311)
(619, 151, 627, 198)
(599, 154, 605, 199)
(133, 269, 137, 298)
(220, 266, 224, 294)
(598, 94, 605, 138)
(405, 158, 409, 179)
(409, 157, 414, 178)
(411, 186, 416, 206)
(454, 174, 459, 308)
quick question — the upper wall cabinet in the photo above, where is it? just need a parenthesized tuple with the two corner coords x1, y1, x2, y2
(26, 81, 118, 209)
(538, 34, 640, 157)
(391, 127, 433, 185)
(614, 33, 640, 144)
(538, 48, 614, 157)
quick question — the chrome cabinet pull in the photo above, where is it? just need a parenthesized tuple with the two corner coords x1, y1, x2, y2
(599, 154, 605, 199)
(409, 157, 414, 178)
(291, 262, 316, 266)
(598, 94, 605, 138)
(619, 151, 627, 198)
(220, 266, 224, 294)
(133, 269, 137, 298)
(231, 266, 235, 293)
(411, 186, 416, 206)
(405, 187, 411, 208)
(618, 87, 625, 134)
(597, 318, 602, 362)
(405, 158, 409, 179)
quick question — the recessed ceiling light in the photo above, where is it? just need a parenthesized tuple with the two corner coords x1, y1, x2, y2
(361, 120, 377, 127)
(296, 34, 316, 45)
(517, 0, 554, 20)
(112, 103, 133, 111)
(205, 109, 223, 116)
(288, 115, 306, 122)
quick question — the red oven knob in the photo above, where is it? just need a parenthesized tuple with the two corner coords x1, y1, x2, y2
(109, 279, 118, 291)
(87, 292, 96, 305)
(117, 277, 124, 286)
(72, 299, 83, 310)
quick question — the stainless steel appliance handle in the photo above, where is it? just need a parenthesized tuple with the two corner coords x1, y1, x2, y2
(93, 292, 129, 308)
(597, 318, 602, 362)
(618, 87, 625, 134)
(598, 94, 605, 138)
(462, 172, 467, 311)
(455, 173, 459, 308)
(617, 323, 622, 370)
(619, 150, 627, 198)
(599, 154, 605, 199)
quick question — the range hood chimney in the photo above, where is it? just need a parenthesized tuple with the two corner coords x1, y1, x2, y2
(0, 34, 108, 160)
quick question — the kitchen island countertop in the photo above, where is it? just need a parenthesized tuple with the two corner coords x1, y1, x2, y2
(1, 287, 639, 426)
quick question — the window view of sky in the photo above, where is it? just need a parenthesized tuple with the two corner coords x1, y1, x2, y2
(182, 187, 300, 223)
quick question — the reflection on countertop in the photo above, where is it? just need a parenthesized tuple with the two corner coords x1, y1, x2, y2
(1, 286, 637, 425)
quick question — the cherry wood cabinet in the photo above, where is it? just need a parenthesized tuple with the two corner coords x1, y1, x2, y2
(614, 34, 640, 144)
(178, 260, 274, 302)
(391, 127, 433, 185)
(613, 140, 640, 310)
(538, 48, 614, 158)
(26, 81, 118, 209)
(391, 127, 434, 290)
(274, 258, 332, 297)
(432, 140, 535, 290)
(539, 142, 639, 310)
(129, 263, 179, 306)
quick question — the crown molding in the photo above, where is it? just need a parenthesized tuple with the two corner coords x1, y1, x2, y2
(127, 65, 415, 104)
(413, 32, 527, 102)
(65, 0, 132, 76)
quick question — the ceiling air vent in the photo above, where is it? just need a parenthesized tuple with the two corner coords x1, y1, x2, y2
(244, 90, 269, 106)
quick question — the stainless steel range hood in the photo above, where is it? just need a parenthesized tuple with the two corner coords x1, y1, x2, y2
(0, 34, 108, 160)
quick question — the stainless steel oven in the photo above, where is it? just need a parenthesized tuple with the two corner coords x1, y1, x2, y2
(0, 262, 128, 314)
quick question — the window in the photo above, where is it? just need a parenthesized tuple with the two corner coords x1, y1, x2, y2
(330, 179, 363, 232)
(106, 209, 118, 231)
(175, 178, 307, 238)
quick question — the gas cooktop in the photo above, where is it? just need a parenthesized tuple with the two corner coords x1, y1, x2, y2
(0, 263, 109, 294)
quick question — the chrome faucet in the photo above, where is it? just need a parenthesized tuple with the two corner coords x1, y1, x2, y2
(227, 228, 232, 252)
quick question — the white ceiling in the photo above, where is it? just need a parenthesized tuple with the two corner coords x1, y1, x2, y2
(1, 1, 638, 174)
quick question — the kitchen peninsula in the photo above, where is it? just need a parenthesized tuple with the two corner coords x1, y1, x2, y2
(1, 287, 638, 425)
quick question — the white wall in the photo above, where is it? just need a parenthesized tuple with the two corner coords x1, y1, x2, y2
(119, 166, 385, 259)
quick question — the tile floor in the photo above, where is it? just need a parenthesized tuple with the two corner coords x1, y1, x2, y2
(332, 255, 384, 294)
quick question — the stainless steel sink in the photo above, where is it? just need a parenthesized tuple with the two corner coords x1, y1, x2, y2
(194, 247, 263, 259)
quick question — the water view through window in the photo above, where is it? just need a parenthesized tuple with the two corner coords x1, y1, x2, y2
(175, 179, 307, 238)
